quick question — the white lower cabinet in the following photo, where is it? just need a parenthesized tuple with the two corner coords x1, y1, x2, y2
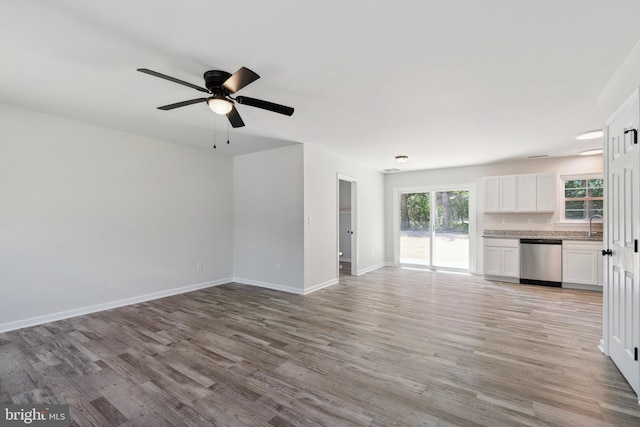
(562, 241, 603, 287)
(483, 238, 520, 282)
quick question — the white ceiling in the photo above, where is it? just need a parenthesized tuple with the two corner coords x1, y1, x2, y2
(2, 1, 640, 172)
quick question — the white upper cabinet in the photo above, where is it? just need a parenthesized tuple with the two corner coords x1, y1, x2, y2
(500, 176, 517, 211)
(535, 173, 557, 212)
(483, 175, 516, 212)
(483, 176, 500, 212)
(483, 173, 556, 212)
(516, 174, 537, 212)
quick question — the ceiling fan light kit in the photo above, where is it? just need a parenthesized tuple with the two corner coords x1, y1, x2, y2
(137, 66, 294, 129)
(207, 97, 233, 115)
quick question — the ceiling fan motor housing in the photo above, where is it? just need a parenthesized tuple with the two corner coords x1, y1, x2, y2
(204, 70, 232, 93)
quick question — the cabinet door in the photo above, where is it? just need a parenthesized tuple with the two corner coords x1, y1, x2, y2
(563, 250, 599, 285)
(501, 247, 520, 277)
(484, 247, 502, 275)
(500, 176, 517, 212)
(517, 174, 537, 212)
(483, 177, 500, 212)
(536, 173, 557, 212)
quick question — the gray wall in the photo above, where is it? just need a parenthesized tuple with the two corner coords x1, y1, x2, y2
(233, 145, 305, 292)
(0, 103, 233, 330)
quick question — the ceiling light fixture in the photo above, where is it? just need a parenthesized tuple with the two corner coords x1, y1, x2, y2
(207, 96, 233, 115)
(395, 155, 409, 164)
(579, 148, 603, 156)
(576, 129, 603, 140)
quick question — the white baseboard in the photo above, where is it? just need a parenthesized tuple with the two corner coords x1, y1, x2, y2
(232, 277, 305, 295)
(304, 278, 339, 294)
(358, 263, 386, 275)
(233, 277, 339, 295)
(0, 278, 231, 334)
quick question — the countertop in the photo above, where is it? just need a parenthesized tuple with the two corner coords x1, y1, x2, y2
(483, 230, 603, 242)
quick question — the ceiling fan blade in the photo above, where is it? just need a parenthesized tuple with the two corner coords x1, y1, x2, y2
(222, 67, 260, 93)
(158, 98, 208, 110)
(227, 105, 245, 128)
(235, 96, 294, 116)
(137, 68, 209, 93)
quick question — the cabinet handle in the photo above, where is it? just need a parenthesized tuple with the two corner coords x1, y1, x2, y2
(602, 249, 613, 257)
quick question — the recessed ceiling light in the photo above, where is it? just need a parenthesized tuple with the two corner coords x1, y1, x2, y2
(576, 129, 603, 140)
(579, 148, 603, 156)
(395, 155, 409, 164)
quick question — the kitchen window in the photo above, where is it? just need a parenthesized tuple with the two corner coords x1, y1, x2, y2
(562, 174, 603, 221)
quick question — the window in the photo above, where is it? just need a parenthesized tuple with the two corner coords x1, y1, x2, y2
(563, 175, 603, 220)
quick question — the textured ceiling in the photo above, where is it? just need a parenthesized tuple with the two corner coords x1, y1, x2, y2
(2, 1, 640, 172)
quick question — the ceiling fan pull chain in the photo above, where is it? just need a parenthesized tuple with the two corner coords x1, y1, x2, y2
(227, 120, 230, 145)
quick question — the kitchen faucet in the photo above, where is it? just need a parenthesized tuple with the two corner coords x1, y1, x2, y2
(589, 214, 603, 237)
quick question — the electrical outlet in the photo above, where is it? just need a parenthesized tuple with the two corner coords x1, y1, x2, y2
(275, 263, 280, 271)
(527, 218, 533, 224)
(501, 218, 507, 224)
(196, 261, 203, 271)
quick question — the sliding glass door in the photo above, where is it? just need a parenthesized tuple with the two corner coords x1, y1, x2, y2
(399, 188, 470, 271)
(399, 192, 431, 266)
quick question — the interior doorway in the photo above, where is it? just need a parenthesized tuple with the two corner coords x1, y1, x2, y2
(338, 175, 357, 276)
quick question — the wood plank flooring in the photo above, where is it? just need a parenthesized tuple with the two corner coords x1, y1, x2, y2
(2, 267, 640, 426)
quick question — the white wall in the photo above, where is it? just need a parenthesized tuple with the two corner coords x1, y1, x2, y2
(384, 155, 603, 273)
(233, 145, 304, 293)
(599, 40, 640, 118)
(304, 144, 385, 291)
(0, 104, 234, 331)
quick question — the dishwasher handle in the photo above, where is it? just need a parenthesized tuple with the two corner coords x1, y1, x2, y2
(519, 239, 562, 245)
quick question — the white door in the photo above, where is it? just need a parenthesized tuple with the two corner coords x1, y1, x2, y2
(605, 91, 640, 395)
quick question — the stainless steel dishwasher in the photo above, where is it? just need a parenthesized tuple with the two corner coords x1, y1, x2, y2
(520, 239, 562, 287)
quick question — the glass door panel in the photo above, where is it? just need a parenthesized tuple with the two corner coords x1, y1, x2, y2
(433, 190, 470, 269)
(399, 192, 431, 266)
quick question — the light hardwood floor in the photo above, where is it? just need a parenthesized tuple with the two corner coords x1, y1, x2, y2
(2, 267, 640, 426)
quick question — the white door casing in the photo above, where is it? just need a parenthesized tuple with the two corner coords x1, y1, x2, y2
(337, 174, 357, 276)
(604, 89, 640, 397)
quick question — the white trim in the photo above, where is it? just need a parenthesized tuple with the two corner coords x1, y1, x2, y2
(337, 174, 358, 279)
(0, 278, 231, 333)
(304, 278, 339, 294)
(358, 263, 386, 275)
(605, 88, 640, 126)
(560, 172, 605, 181)
(233, 277, 306, 295)
(559, 174, 604, 222)
(392, 183, 476, 272)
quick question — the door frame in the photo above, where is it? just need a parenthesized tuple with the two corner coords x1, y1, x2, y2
(337, 174, 358, 277)
(392, 183, 476, 272)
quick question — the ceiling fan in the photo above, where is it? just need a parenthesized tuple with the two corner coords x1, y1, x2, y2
(137, 66, 294, 128)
